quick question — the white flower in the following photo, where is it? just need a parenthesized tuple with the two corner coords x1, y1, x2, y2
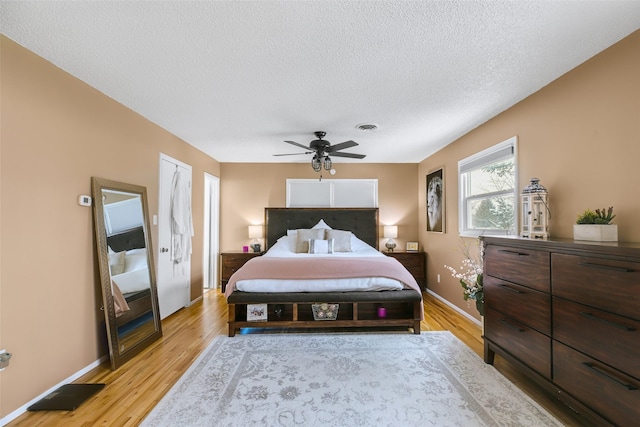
(444, 238, 484, 305)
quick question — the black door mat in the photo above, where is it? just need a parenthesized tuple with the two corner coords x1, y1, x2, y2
(27, 383, 105, 411)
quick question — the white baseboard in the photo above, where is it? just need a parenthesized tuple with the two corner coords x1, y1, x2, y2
(0, 355, 108, 426)
(425, 289, 481, 326)
(187, 294, 203, 306)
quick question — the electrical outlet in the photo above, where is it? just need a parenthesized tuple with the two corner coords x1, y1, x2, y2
(437, 274, 441, 283)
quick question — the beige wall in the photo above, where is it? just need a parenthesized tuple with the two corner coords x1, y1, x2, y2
(3, 26, 638, 420)
(419, 30, 640, 319)
(219, 163, 419, 252)
(0, 36, 220, 418)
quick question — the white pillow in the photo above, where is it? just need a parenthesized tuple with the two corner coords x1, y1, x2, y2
(109, 251, 126, 276)
(326, 229, 352, 252)
(308, 239, 334, 254)
(295, 229, 325, 253)
(287, 220, 331, 237)
(124, 248, 148, 272)
(312, 219, 333, 230)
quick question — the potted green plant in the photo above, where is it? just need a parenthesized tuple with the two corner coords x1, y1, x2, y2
(574, 206, 618, 241)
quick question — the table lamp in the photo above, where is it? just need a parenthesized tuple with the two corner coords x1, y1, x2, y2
(383, 225, 398, 252)
(248, 225, 263, 253)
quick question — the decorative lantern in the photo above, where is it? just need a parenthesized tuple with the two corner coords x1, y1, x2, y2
(521, 178, 550, 239)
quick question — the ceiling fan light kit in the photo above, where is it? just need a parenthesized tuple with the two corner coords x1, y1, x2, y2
(276, 131, 366, 172)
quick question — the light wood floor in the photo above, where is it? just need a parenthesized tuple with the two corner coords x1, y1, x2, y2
(8, 290, 581, 426)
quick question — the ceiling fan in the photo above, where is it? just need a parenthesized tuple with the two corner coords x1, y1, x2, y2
(274, 131, 366, 172)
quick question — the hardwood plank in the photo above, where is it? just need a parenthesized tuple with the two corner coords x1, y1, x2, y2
(7, 290, 582, 426)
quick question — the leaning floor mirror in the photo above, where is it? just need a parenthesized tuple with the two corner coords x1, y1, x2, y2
(91, 177, 162, 369)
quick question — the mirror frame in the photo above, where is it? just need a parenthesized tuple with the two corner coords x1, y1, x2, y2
(91, 177, 162, 369)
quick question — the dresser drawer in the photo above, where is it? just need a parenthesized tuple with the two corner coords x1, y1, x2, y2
(385, 252, 426, 289)
(553, 341, 640, 427)
(220, 252, 261, 284)
(484, 244, 550, 292)
(222, 256, 247, 279)
(552, 253, 640, 320)
(485, 306, 551, 378)
(485, 275, 550, 335)
(553, 297, 640, 379)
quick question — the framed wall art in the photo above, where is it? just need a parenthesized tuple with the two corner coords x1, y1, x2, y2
(406, 242, 419, 251)
(426, 168, 444, 233)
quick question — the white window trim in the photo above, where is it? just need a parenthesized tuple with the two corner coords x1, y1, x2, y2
(458, 136, 518, 237)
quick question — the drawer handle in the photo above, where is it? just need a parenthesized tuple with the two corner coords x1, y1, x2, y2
(498, 284, 523, 294)
(578, 262, 634, 273)
(499, 318, 525, 332)
(582, 362, 638, 390)
(579, 312, 636, 332)
(498, 250, 529, 256)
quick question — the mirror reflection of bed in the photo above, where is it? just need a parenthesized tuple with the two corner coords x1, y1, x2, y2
(106, 225, 154, 350)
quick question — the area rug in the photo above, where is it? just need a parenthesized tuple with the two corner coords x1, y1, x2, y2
(141, 332, 561, 426)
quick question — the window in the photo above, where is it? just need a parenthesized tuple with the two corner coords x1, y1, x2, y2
(458, 137, 517, 237)
(286, 179, 378, 207)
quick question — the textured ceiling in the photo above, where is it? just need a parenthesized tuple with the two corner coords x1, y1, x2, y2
(2, 1, 639, 164)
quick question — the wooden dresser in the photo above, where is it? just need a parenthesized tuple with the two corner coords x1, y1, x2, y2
(385, 251, 426, 291)
(220, 251, 262, 292)
(482, 236, 640, 426)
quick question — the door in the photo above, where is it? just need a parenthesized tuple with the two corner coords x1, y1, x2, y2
(157, 154, 192, 319)
(203, 173, 220, 289)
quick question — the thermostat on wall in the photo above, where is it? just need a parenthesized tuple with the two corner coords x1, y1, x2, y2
(78, 195, 92, 206)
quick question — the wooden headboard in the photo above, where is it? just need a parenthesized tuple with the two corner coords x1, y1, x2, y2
(106, 226, 146, 252)
(265, 208, 379, 250)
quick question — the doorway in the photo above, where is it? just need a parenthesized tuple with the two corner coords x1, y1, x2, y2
(203, 173, 220, 289)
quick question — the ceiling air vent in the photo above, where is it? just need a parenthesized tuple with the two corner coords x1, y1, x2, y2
(355, 123, 378, 132)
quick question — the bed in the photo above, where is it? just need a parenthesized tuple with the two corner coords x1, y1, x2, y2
(107, 226, 153, 330)
(225, 208, 423, 336)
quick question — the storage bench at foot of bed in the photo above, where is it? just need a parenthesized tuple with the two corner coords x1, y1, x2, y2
(226, 290, 422, 337)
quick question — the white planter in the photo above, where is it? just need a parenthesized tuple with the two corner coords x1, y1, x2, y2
(573, 224, 618, 242)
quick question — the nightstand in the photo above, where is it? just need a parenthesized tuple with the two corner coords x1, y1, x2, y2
(220, 251, 262, 292)
(385, 251, 426, 291)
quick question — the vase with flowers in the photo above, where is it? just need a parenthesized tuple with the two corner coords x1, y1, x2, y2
(444, 239, 484, 316)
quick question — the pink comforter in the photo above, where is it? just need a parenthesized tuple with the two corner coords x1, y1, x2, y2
(224, 256, 422, 298)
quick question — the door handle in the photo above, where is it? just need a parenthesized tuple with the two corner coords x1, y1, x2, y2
(161, 247, 169, 253)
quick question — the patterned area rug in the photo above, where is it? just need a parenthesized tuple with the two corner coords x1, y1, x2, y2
(141, 332, 561, 426)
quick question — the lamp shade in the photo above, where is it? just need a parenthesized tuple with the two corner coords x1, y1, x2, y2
(383, 225, 398, 239)
(248, 225, 263, 239)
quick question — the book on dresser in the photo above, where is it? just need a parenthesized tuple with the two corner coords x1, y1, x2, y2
(481, 236, 640, 427)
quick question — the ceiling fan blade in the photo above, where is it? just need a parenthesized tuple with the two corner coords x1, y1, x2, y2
(273, 152, 313, 156)
(330, 152, 366, 159)
(284, 140, 311, 150)
(328, 140, 358, 152)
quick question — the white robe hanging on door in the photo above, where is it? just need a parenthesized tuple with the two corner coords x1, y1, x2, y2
(170, 169, 193, 266)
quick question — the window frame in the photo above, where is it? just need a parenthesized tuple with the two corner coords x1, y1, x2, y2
(458, 136, 518, 237)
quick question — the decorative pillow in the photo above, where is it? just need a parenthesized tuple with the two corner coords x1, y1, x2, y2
(109, 251, 126, 276)
(308, 239, 334, 254)
(326, 229, 352, 252)
(124, 248, 148, 272)
(312, 219, 333, 230)
(295, 229, 325, 253)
